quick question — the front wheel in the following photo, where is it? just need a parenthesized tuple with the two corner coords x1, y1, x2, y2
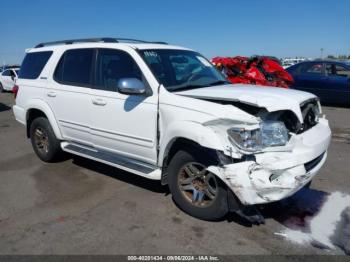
(168, 149, 228, 221)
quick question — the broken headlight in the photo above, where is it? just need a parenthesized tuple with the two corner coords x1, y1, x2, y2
(227, 121, 288, 152)
(227, 127, 262, 152)
(260, 121, 288, 147)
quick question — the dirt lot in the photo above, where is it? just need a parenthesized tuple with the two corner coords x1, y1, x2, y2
(0, 92, 349, 255)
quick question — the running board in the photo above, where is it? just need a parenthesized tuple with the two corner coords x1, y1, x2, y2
(61, 142, 161, 180)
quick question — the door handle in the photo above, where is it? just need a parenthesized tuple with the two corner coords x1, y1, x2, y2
(47, 92, 57, 97)
(92, 98, 107, 106)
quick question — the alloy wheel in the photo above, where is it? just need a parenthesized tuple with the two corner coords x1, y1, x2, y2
(34, 127, 49, 154)
(177, 162, 218, 207)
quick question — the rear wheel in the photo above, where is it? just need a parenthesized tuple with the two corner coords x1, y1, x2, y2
(30, 117, 63, 162)
(168, 149, 228, 221)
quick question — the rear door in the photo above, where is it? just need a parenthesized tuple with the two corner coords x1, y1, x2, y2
(46, 48, 94, 146)
(325, 63, 350, 104)
(89, 48, 158, 165)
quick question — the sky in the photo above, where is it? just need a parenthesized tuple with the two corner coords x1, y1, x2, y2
(1, 0, 349, 65)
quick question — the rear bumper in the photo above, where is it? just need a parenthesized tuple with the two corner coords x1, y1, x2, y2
(13, 105, 26, 125)
(208, 118, 331, 205)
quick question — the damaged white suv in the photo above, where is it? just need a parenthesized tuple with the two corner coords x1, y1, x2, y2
(13, 38, 331, 222)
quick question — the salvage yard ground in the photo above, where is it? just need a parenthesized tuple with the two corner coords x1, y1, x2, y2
(0, 92, 349, 255)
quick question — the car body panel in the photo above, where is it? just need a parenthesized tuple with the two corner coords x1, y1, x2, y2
(174, 84, 316, 123)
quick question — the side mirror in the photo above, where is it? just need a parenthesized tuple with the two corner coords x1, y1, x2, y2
(117, 78, 146, 95)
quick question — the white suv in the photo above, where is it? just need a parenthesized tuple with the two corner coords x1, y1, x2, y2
(13, 38, 331, 222)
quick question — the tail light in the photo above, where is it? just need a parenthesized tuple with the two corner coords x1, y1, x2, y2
(12, 85, 19, 99)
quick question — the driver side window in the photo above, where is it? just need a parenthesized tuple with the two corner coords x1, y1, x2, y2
(95, 49, 143, 92)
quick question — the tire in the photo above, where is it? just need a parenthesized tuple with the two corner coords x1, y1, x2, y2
(29, 117, 63, 162)
(168, 149, 228, 221)
(0, 82, 4, 93)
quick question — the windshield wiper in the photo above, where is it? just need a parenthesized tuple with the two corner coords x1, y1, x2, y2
(208, 80, 230, 86)
(169, 84, 208, 92)
(169, 80, 229, 92)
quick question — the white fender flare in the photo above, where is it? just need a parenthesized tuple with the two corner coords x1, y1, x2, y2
(25, 98, 63, 140)
(158, 120, 225, 166)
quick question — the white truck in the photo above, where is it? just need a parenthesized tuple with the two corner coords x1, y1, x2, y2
(13, 38, 331, 223)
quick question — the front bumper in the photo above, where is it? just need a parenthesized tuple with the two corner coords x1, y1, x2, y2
(208, 118, 331, 205)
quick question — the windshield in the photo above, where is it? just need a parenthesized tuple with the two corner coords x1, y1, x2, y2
(139, 49, 228, 91)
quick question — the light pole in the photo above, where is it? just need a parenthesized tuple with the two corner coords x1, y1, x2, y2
(321, 48, 324, 59)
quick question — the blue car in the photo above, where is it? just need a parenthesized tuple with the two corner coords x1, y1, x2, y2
(287, 61, 350, 106)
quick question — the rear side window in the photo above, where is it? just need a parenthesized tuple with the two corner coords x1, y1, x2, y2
(19, 51, 53, 79)
(301, 63, 324, 75)
(54, 49, 94, 87)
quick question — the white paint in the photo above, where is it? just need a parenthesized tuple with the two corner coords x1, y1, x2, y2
(277, 192, 350, 249)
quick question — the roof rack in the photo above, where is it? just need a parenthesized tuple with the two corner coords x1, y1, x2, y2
(35, 37, 168, 48)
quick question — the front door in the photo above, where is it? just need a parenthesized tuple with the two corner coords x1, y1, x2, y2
(89, 48, 158, 165)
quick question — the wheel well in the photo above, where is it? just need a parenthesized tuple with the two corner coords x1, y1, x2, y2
(26, 109, 47, 138)
(161, 138, 220, 185)
(160, 138, 244, 214)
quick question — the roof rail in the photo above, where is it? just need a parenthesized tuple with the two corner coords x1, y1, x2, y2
(35, 37, 168, 48)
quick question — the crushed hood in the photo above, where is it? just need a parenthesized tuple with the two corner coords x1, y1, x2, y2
(175, 84, 316, 123)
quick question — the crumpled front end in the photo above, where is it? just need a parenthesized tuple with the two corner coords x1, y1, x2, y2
(208, 118, 331, 205)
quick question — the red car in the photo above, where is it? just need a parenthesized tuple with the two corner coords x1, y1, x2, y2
(212, 56, 294, 88)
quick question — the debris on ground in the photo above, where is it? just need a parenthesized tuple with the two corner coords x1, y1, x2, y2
(275, 192, 350, 254)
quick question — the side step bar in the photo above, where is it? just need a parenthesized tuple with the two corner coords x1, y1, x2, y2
(61, 142, 161, 180)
